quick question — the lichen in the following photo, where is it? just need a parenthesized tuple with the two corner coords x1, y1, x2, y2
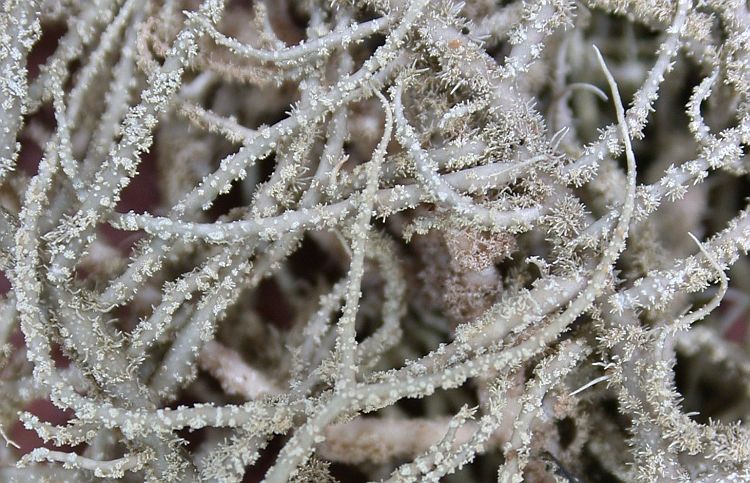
(0, 0, 749, 481)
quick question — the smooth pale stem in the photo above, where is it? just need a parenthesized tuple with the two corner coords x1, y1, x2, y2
(569, 374, 610, 397)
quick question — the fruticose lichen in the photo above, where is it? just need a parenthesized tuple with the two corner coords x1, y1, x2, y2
(1, 0, 750, 481)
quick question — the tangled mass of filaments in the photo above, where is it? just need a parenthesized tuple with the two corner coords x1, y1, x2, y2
(1, 0, 750, 481)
